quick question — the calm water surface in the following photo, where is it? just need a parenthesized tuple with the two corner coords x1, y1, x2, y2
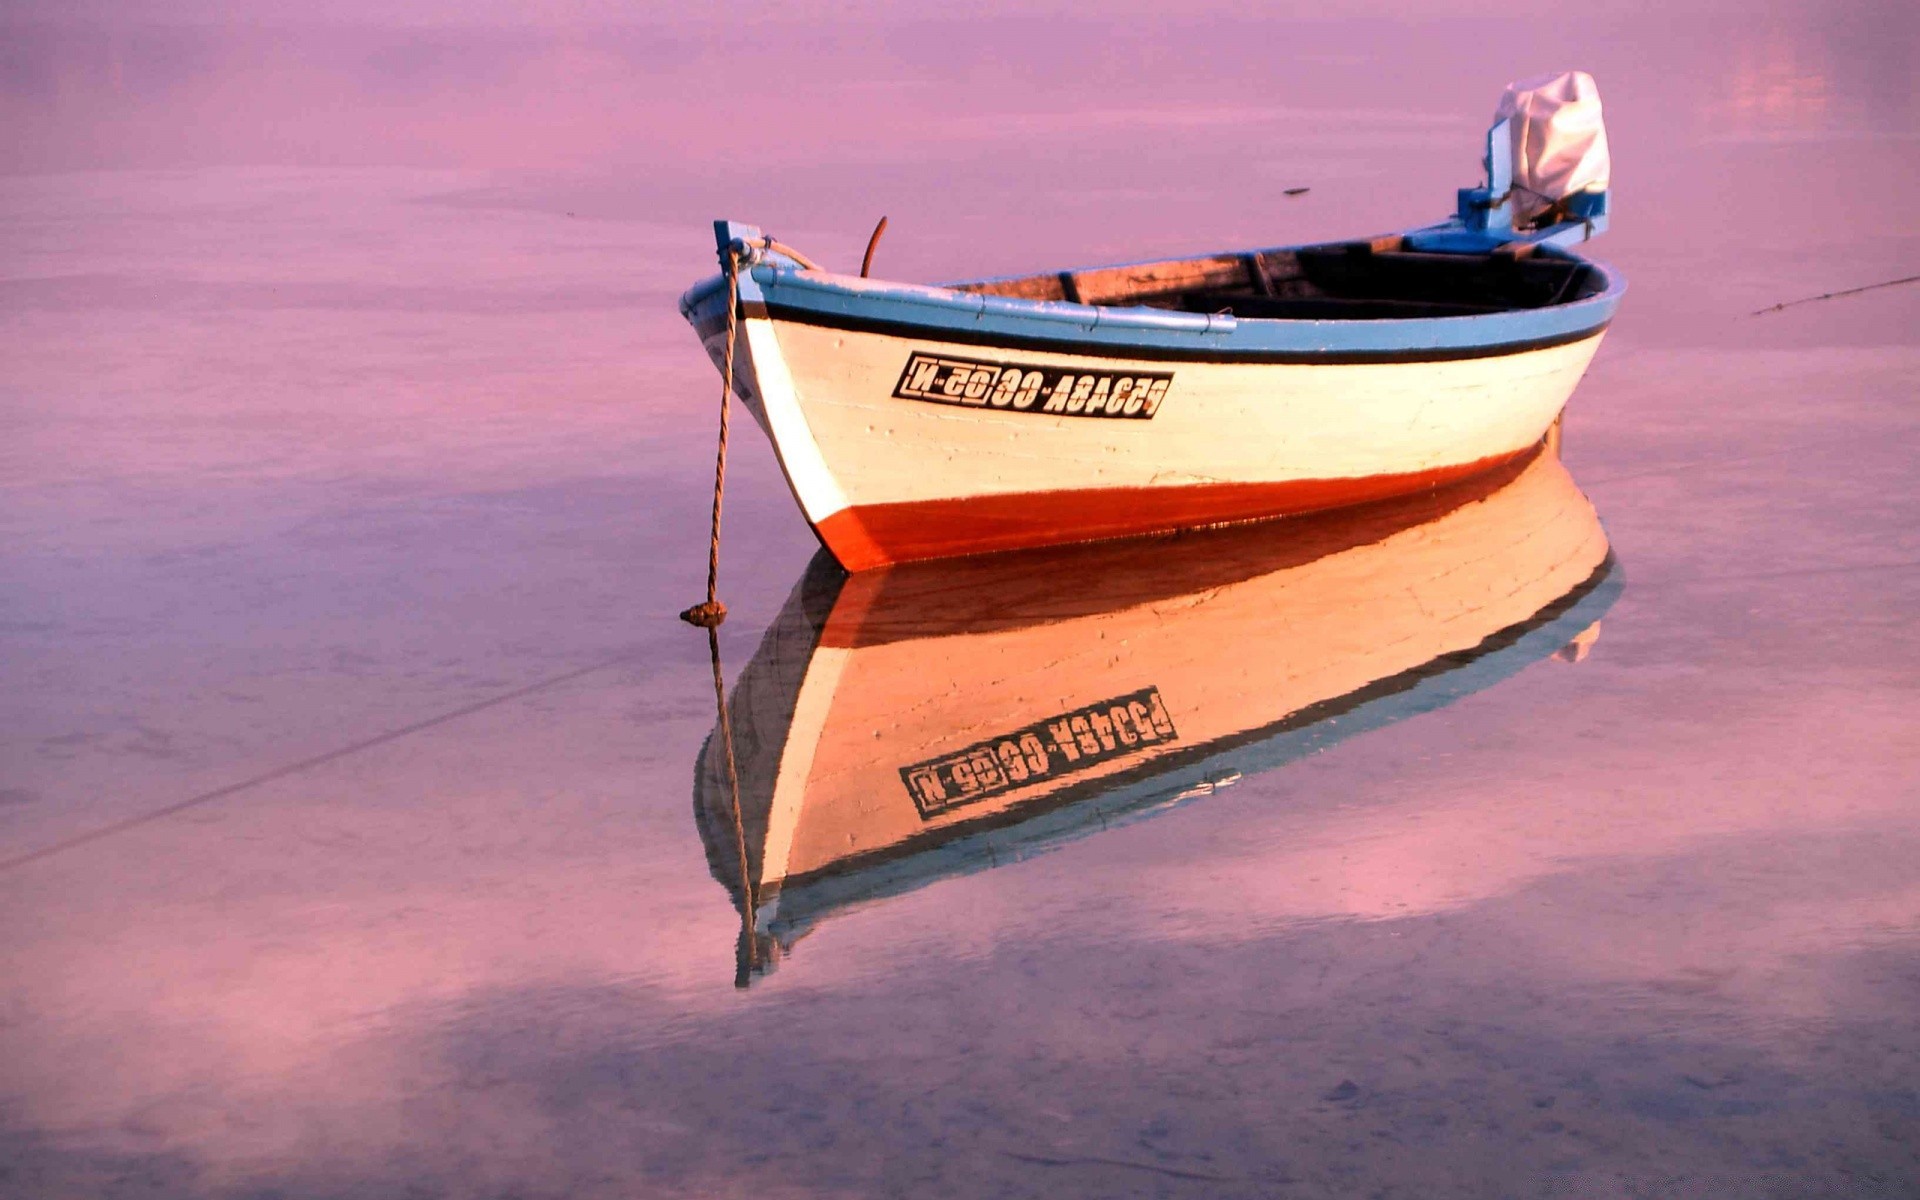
(3, 3, 1916, 1196)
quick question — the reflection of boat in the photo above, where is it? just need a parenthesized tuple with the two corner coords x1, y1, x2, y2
(679, 75, 1619, 570)
(696, 446, 1620, 983)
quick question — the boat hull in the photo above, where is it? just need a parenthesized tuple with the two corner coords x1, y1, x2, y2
(697, 311, 1605, 570)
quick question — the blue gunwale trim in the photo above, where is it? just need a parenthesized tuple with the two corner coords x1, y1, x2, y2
(722, 299, 1608, 365)
(680, 229, 1624, 367)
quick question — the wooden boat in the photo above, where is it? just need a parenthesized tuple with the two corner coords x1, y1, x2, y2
(694, 444, 1620, 984)
(680, 80, 1621, 571)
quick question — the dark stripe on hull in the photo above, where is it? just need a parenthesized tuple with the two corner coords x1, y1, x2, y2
(813, 447, 1536, 571)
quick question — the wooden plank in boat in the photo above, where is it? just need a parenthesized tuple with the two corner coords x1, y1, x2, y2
(1070, 253, 1251, 304)
(957, 253, 1257, 305)
(953, 274, 1069, 302)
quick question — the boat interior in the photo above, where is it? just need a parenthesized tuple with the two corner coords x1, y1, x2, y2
(952, 235, 1605, 320)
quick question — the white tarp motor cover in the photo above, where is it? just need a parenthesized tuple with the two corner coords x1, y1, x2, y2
(1495, 70, 1610, 222)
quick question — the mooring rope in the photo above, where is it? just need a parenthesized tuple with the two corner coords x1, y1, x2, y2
(679, 236, 827, 631)
(679, 248, 744, 630)
(672, 232, 839, 983)
(1751, 273, 1919, 316)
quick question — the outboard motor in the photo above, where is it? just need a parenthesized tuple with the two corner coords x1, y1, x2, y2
(1495, 70, 1611, 227)
(1447, 69, 1612, 248)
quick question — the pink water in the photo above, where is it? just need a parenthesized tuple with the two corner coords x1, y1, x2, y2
(2, 3, 1917, 1196)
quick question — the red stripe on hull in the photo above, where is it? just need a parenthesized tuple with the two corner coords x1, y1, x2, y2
(814, 447, 1536, 571)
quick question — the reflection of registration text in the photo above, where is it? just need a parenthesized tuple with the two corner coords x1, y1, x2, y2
(899, 687, 1180, 819)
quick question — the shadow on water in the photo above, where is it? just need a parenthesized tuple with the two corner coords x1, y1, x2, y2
(695, 445, 1622, 987)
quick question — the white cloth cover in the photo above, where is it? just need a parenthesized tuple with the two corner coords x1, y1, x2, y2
(1494, 70, 1610, 220)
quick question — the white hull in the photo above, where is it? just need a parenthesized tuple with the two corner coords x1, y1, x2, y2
(704, 310, 1605, 569)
